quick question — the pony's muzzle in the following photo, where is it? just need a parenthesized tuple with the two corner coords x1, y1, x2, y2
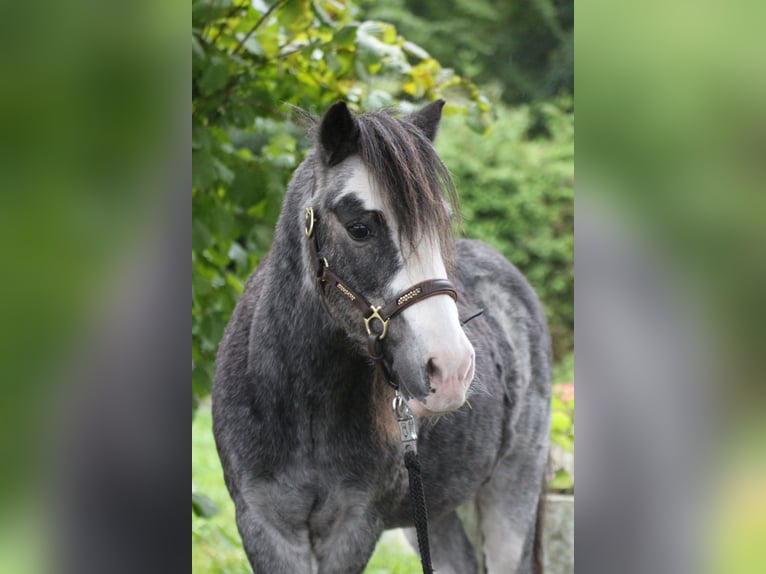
(428, 350, 475, 397)
(407, 344, 474, 417)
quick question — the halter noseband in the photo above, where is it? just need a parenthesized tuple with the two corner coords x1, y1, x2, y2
(304, 207, 458, 383)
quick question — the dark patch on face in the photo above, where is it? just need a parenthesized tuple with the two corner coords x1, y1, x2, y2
(312, 193, 401, 330)
(330, 195, 382, 235)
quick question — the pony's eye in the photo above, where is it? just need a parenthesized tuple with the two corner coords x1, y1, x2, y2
(347, 222, 371, 240)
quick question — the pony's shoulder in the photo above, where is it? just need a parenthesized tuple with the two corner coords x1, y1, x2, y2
(455, 238, 523, 280)
(455, 238, 547, 327)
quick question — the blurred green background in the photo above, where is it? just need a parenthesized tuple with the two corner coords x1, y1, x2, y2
(192, 0, 573, 571)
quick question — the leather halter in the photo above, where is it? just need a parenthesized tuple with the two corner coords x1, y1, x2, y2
(304, 207, 458, 383)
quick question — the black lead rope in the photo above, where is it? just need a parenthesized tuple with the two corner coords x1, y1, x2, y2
(390, 309, 483, 574)
(394, 394, 433, 574)
(404, 449, 433, 573)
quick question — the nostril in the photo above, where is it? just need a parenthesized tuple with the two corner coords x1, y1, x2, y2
(426, 358, 439, 394)
(426, 357, 438, 378)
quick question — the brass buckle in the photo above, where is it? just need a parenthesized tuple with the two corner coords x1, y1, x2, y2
(304, 207, 315, 237)
(364, 305, 389, 340)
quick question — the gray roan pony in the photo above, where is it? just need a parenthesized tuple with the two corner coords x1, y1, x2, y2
(212, 100, 551, 573)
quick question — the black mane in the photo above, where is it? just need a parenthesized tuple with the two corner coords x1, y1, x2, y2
(355, 110, 458, 255)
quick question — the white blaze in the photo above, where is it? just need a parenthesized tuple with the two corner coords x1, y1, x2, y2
(337, 157, 386, 211)
(338, 158, 475, 415)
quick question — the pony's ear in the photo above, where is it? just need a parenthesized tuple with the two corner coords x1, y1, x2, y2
(407, 99, 445, 142)
(319, 101, 359, 166)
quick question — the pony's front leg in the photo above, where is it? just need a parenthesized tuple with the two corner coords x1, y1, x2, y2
(234, 503, 317, 573)
(477, 447, 548, 574)
(312, 512, 384, 574)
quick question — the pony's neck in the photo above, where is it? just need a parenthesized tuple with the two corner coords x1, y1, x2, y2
(263, 223, 380, 402)
(254, 157, 397, 438)
(263, 161, 358, 366)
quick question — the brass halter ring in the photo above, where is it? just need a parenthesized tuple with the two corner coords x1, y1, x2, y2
(304, 207, 315, 237)
(364, 305, 390, 340)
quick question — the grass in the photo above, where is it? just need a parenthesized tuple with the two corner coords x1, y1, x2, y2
(192, 405, 421, 573)
(192, 405, 252, 574)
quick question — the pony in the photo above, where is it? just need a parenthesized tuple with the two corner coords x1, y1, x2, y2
(212, 100, 551, 573)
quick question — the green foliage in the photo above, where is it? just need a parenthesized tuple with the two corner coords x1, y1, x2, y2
(360, 0, 573, 103)
(193, 405, 250, 573)
(436, 99, 574, 359)
(552, 351, 574, 384)
(192, 0, 490, 410)
(550, 354, 574, 491)
(548, 389, 574, 492)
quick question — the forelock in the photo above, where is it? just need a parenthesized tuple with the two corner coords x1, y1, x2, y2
(354, 111, 458, 259)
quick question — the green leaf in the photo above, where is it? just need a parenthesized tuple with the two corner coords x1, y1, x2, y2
(356, 22, 405, 69)
(365, 90, 393, 110)
(192, 35, 206, 64)
(192, 219, 212, 253)
(225, 272, 245, 294)
(192, 148, 217, 189)
(465, 102, 490, 135)
(548, 468, 573, 491)
(192, 0, 232, 29)
(247, 198, 270, 219)
(311, 0, 333, 27)
(229, 162, 267, 205)
(192, 364, 212, 398)
(241, 37, 265, 57)
(279, 0, 311, 32)
(334, 24, 358, 48)
(192, 491, 219, 518)
(199, 57, 228, 96)
(440, 82, 474, 106)
(228, 241, 249, 269)
(192, 123, 211, 150)
(402, 40, 429, 61)
(213, 158, 235, 184)
(251, 0, 271, 13)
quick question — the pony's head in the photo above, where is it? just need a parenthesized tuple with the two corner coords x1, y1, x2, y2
(304, 101, 474, 416)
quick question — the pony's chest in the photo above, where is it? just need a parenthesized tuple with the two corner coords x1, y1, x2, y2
(257, 451, 408, 532)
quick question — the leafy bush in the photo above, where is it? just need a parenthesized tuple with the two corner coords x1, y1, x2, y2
(436, 99, 574, 359)
(360, 0, 573, 104)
